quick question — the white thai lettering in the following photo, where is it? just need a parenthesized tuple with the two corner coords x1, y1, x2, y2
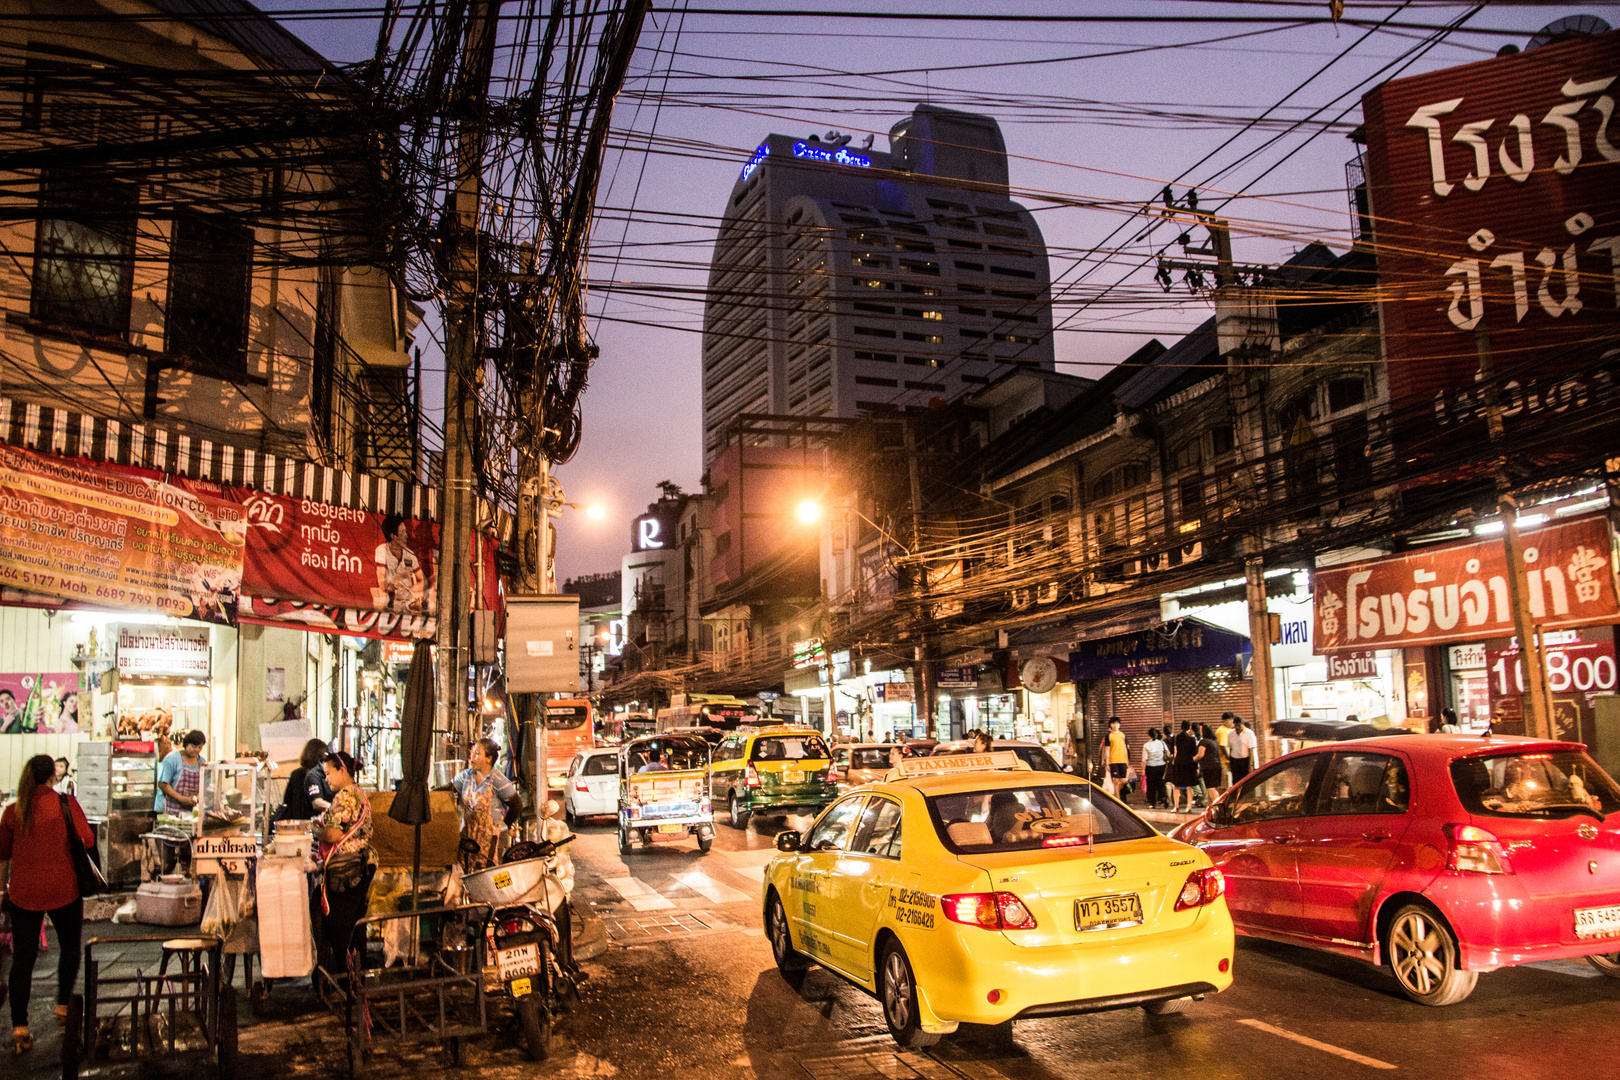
(1498, 114, 1534, 182)
(1489, 252, 1529, 322)
(1453, 119, 1494, 191)
(1536, 245, 1583, 317)
(1407, 98, 1463, 197)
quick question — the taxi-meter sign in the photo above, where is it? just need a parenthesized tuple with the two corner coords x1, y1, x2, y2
(898, 751, 1021, 778)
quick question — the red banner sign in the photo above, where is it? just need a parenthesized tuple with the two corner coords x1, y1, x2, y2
(230, 488, 438, 615)
(0, 444, 243, 623)
(1359, 32, 1620, 456)
(1313, 514, 1619, 653)
(1487, 627, 1617, 744)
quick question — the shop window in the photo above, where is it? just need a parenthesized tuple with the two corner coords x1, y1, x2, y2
(31, 171, 138, 338)
(166, 214, 253, 374)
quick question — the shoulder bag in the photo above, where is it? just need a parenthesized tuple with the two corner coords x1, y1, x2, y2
(60, 793, 107, 897)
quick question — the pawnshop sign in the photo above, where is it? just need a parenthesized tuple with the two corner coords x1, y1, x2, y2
(1313, 514, 1619, 653)
(1359, 32, 1620, 455)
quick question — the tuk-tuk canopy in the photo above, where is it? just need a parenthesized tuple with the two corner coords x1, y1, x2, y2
(1271, 718, 1416, 743)
(621, 734, 711, 773)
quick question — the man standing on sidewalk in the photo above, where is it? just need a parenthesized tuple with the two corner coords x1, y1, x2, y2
(1226, 717, 1256, 785)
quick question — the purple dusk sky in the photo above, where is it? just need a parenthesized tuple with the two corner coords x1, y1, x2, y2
(256, 1, 1584, 585)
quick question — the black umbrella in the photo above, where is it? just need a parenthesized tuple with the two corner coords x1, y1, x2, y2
(390, 639, 435, 901)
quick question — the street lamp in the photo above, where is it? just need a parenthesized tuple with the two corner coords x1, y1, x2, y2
(797, 499, 821, 524)
(586, 503, 605, 520)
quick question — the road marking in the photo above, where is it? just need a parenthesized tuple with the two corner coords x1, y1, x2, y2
(1238, 1019, 1396, 1070)
(729, 863, 767, 882)
(674, 869, 752, 905)
(602, 875, 675, 911)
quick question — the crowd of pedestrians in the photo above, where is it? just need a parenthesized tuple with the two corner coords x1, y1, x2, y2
(1098, 712, 1258, 812)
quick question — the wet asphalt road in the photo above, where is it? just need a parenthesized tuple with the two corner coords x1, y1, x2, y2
(9, 809, 1616, 1080)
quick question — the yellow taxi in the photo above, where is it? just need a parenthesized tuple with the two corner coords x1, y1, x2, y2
(762, 752, 1234, 1047)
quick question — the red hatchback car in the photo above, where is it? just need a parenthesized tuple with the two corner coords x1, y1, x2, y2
(1172, 734, 1620, 1005)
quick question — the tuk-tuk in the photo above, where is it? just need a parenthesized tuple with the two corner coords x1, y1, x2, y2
(618, 735, 715, 856)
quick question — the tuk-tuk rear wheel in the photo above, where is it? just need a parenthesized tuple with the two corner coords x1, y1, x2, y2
(697, 834, 713, 854)
(617, 825, 632, 856)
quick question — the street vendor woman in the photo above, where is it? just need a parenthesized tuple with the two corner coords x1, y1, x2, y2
(451, 738, 520, 870)
(154, 730, 207, 813)
(315, 750, 377, 976)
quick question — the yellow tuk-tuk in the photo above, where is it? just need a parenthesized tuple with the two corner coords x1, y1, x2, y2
(618, 735, 714, 856)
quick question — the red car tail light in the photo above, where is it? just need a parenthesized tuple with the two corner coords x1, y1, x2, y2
(745, 764, 761, 788)
(941, 892, 1038, 930)
(575, 779, 590, 792)
(1174, 868, 1226, 911)
(1444, 823, 1515, 874)
(825, 765, 840, 784)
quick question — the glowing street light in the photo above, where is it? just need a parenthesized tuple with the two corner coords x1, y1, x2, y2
(796, 499, 821, 524)
(586, 503, 605, 520)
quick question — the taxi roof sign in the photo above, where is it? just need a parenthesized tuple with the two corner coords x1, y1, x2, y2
(897, 751, 1021, 778)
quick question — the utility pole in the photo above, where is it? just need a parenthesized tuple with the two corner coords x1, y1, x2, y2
(1475, 329, 1552, 739)
(904, 419, 935, 739)
(1244, 548, 1276, 761)
(434, 0, 500, 756)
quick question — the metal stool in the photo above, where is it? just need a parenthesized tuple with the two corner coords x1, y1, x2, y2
(157, 938, 215, 1015)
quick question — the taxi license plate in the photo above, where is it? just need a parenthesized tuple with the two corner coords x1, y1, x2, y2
(496, 942, 540, 980)
(657, 823, 683, 834)
(510, 976, 532, 998)
(1575, 904, 1620, 939)
(1076, 894, 1143, 932)
(783, 769, 803, 784)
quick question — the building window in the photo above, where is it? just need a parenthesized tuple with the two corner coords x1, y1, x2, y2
(1210, 423, 1236, 456)
(855, 376, 897, 387)
(905, 380, 944, 392)
(715, 531, 733, 555)
(31, 172, 137, 337)
(853, 277, 893, 290)
(166, 215, 253, 373)
(1328, 376, 1367, 414)
(903, 332, 942, 344)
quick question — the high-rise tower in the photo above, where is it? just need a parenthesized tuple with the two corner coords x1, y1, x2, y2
(701, 105, 1056, 463)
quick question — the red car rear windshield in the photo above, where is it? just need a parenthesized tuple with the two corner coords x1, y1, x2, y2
(1450, 750, 1620, 820)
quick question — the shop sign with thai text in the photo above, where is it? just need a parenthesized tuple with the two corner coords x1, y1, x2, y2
(1359, 32, 1620, 458)
(1314, 514, 1619, 653)
(1327, 650, 1379, 680)
(1486, 627, 1617, 745)
(1068, 621, 1249, 680)
(116, 624, 211, 678)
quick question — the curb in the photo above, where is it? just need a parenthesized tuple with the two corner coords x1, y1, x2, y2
(572, 900, 609, 961)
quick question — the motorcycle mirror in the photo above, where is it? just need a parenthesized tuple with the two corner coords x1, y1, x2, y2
(774, 830, 801, 852)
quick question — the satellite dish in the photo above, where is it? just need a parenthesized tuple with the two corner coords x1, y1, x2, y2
(1525, 14, 1610, 50)
(1020, 656, 1060, 694)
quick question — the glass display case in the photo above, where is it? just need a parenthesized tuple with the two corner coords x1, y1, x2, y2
(196, 762, 263, 838)
(76, 741, 159, 887)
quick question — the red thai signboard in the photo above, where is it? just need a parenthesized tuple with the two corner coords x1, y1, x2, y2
(1359, 32, 1620, 455)
(1313, 513, 1619, 653)
(230, 488, 438, 616)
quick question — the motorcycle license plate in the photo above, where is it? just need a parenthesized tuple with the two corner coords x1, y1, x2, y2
(497, 942, 540, 979)
(510, 976, 532, 998)
(1574, 904, 1620, 939)
(783, 769, 803, 784)
(1075, 894, 1143, 932)
(657, 823, 683, 834)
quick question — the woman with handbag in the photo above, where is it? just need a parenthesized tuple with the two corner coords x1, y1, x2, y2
(0, 755, 98, 1054)
(314, 751, 376, 980)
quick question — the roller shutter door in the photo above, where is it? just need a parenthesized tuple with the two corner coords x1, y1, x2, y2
(1169, 668, 1250, 728)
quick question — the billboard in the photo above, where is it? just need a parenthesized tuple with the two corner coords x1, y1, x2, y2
(1312, 513, 1619, 652)
(0, 443, 244, 623)
(1360, 32, 1620, 457)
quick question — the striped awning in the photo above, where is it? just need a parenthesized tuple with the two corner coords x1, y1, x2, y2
(0, 394, 439, 522)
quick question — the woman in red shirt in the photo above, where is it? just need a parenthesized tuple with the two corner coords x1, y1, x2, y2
(0, 755, 95, 1054)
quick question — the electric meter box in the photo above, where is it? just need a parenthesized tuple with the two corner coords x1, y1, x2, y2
(505, 595, 581, 692)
